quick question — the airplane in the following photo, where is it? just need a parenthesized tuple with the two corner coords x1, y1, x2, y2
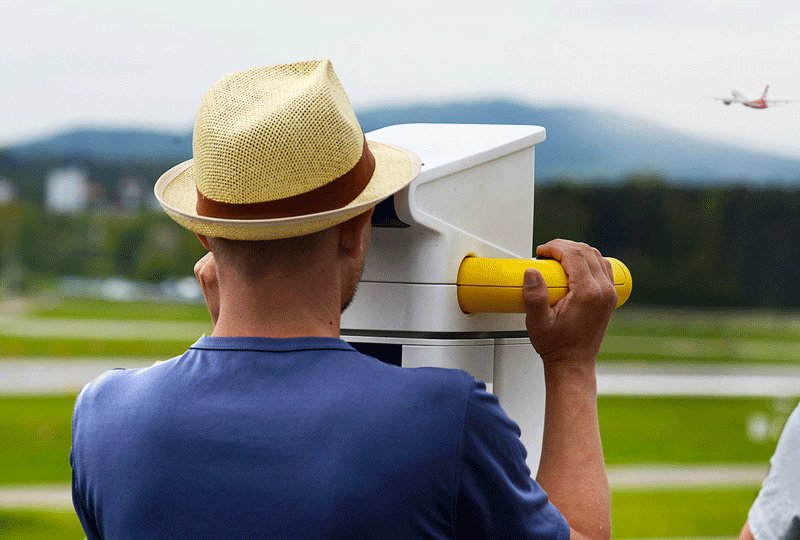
(707, 85, 797, 109)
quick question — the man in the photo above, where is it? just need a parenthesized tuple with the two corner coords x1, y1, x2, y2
(71, 60, 617, 539)
(739, 402, 800, 539)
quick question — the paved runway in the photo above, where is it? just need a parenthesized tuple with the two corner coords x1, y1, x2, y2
(0, 316, 208, 340)
(596, 363, 800, 397)
(0, 359, 159, 395)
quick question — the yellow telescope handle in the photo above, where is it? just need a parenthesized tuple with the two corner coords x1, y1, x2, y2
(457, 257, 632, 313)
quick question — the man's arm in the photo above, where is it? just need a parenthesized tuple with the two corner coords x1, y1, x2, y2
(739, 402, 800, 540)
(523, 239, 617, 539)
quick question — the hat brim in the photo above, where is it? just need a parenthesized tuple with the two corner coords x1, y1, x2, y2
(155, 140, 421, 240)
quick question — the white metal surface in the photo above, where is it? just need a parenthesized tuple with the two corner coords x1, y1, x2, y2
(362, 123, 545, 284)
(342, 123, 545, 334)
(493, 338, 546, 473)
(343, 282, 525, 334)
(401, 342, 495, 388)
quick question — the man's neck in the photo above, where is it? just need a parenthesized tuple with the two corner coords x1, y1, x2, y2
(211, 267, 342, 339)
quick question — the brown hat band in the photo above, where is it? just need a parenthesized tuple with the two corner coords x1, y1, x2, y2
(195, 137, 375, 220)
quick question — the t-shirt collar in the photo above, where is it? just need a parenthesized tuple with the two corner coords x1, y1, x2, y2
(190, 335, 356, 353)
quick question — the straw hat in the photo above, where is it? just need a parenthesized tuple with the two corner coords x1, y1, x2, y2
(155, 60, 420, 240)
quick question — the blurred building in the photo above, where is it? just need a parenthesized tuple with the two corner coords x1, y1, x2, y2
(45, 167, 89, 213)
(117, 176, 145, 211)
(0, 178, 15, 204)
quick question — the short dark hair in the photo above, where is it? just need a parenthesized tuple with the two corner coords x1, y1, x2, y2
(207, 231, 329, 281)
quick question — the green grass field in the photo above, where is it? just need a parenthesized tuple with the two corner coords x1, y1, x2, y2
(0, 396, 73, 485)
(600, 396, 795, 465)
(601, 308, 800, 364)
(0, 509, 84, 540)
(27, 297, 210, 322)
(611, 488, 757, 538)
(0, 335, 194, 359)
(610, 308, 800, 336)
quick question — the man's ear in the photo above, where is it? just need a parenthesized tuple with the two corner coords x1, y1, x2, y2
(338, 208, 374, 259)
(196, 234, 211, 251)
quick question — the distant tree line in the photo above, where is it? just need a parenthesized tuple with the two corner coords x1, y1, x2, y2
(0, 206, 206, 288)
(535, 180, 800, 308)
(4, 180, 800, 308)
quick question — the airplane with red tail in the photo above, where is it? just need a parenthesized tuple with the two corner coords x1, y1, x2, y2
(707, 85, 797, 109)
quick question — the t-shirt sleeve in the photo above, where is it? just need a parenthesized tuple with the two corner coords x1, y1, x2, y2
(70, 380, 104, 540)
(748, 402, 800, 540)
(455, 379, 569, 539)
(71, 450, 101, 540)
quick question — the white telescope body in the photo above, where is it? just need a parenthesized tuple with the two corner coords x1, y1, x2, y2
(341, 123, 547, 472)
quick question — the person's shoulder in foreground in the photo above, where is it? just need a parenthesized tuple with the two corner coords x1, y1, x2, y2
(71, 335, 567, 539)
(740, 402, 800, 540)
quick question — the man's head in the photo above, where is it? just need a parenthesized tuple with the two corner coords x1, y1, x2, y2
(155, 60, 419, 335)
(198, 208, 373, 314)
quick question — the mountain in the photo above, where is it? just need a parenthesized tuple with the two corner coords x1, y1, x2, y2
(5, 100, 800, 183)
(358, 101, 800, 183)
(7, 129, 192, 164)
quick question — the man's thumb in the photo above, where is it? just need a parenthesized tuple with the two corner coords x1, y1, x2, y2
(523, 269, 551, 325)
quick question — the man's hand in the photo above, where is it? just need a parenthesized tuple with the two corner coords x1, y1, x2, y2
(525, 239, 616, 539)
(523, 239, 617, 368)
(194, 252, 220, 327)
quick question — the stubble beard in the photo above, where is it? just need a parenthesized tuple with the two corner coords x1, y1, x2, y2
(340, 281, 359, 313)
(340, 258, 366, 313)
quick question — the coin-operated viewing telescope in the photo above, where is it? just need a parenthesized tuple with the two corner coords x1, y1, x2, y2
(342, 124, 631, 473)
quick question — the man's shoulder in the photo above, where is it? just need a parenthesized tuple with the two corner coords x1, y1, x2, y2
(73, 347, 481, 417)
(349, 349, 480, 398)
(73, 356, 182, 416)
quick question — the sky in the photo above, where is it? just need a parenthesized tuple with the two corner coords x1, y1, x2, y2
(3, 0, 800, 158)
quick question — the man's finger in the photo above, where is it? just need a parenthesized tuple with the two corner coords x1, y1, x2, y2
(583, 245, 613, 283)
(598, 250, 614, 283)
(537, 239, 592, 289)
(535, 238, 573, 260)
(584, 245, 608, 282)
(523, 269, 552, 329)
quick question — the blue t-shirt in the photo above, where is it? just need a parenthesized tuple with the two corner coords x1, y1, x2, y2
(71, 336, 568, 539)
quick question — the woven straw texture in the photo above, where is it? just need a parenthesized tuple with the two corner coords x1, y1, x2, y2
(154, 60, 421, 240)
(194, 60, 362, 203)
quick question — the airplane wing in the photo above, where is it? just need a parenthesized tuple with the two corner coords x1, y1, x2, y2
(704, 96, 739, 105)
